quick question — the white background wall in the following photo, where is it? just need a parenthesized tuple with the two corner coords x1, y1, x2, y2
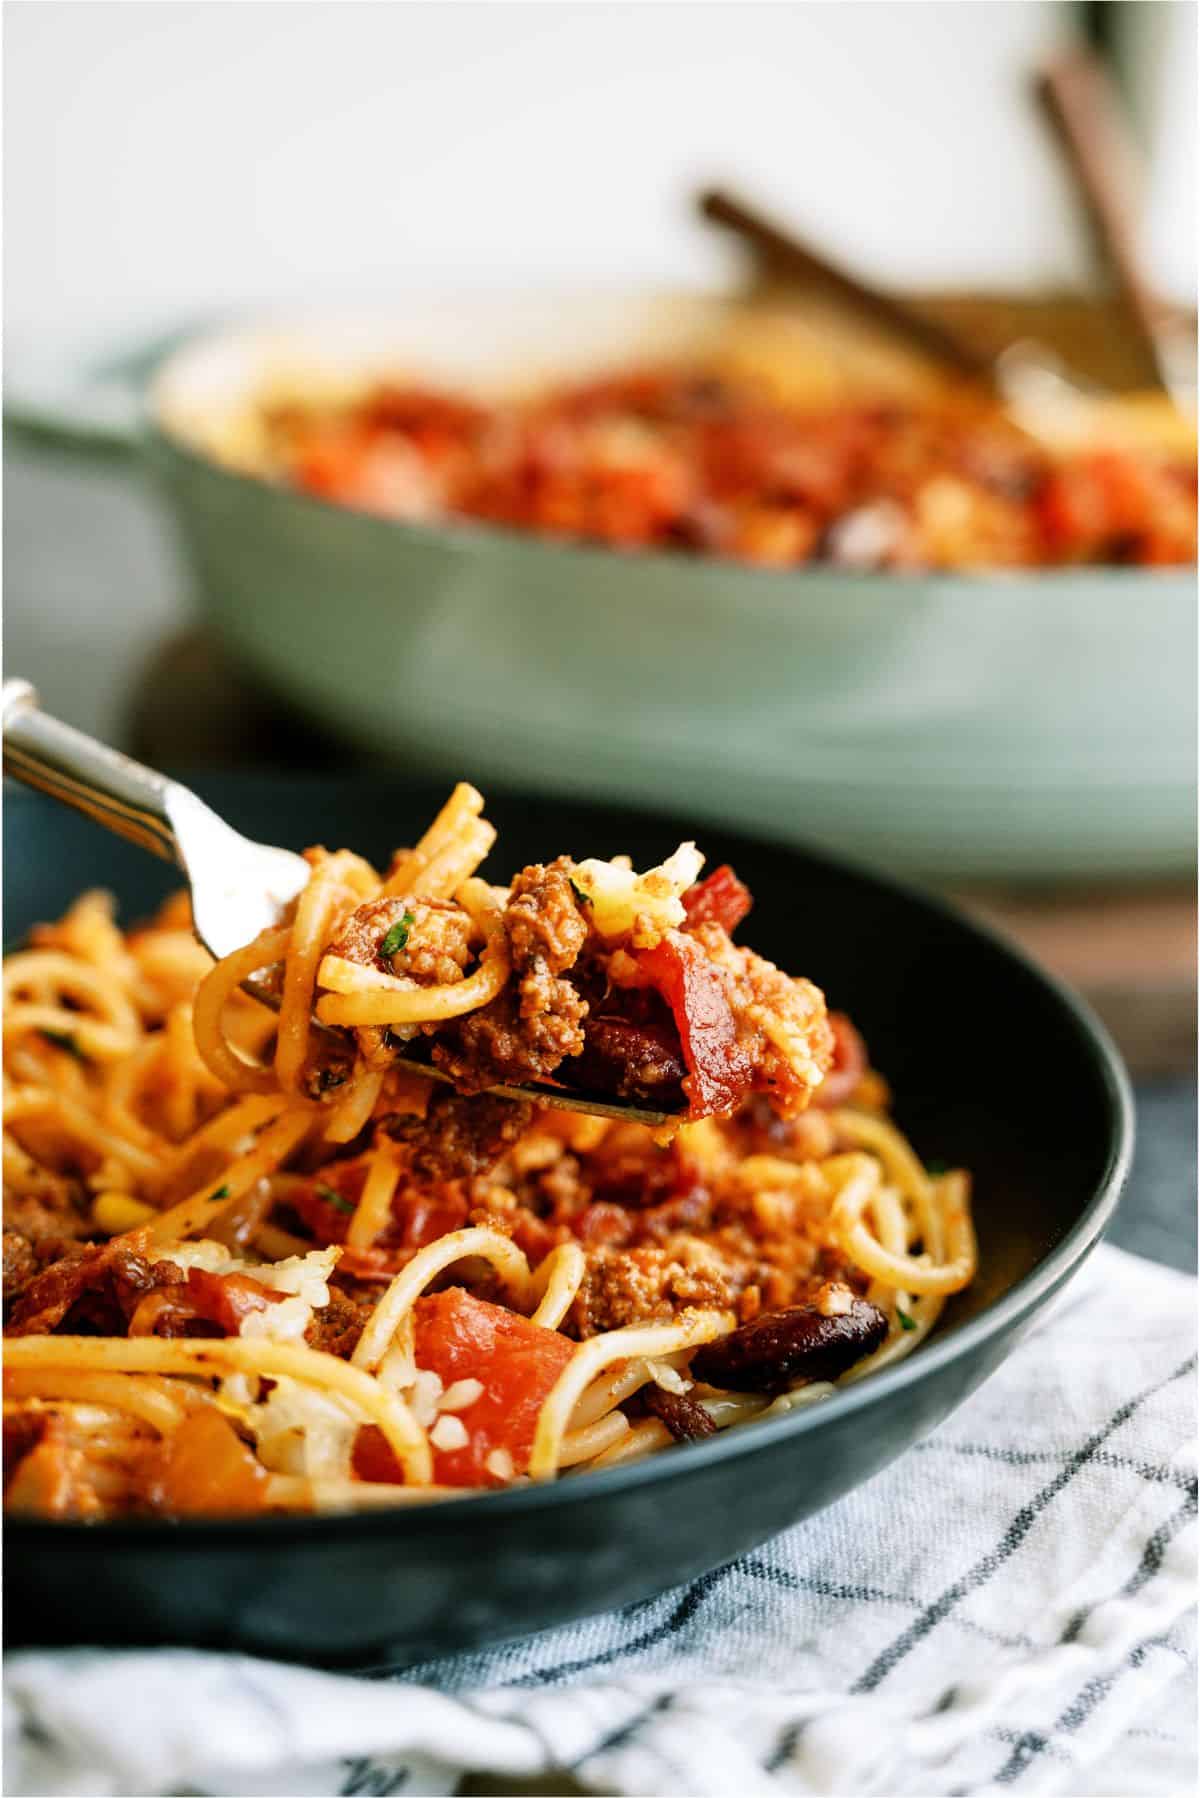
(4, 0, 1194, 745)
(6, 0, 1194, 348)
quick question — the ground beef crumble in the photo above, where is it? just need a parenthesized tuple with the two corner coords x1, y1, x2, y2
(3, 1186, 94, 1310)
(6, 1241, 182, 1337)
(430, 858, 593, 1091)
(326, 895, 474, 985)
(570, 1245, 734, 1335)
(305, 1289, 373, 1358)
(432, 985, 588, 1092)
(503, 857, 589, 975)
(387, 1090, 534, 1181)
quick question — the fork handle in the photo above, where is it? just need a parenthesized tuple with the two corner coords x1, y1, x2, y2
(2, 679, 185, 866)
(1034, 51, 1169, 394)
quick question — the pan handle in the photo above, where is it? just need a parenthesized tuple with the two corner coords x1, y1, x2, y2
(5, 320, 207, 462)
(5, 341, 146, 461)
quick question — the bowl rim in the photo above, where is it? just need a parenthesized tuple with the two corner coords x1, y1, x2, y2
(3, 776, 1136, 1546)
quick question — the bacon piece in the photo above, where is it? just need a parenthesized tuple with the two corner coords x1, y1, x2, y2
(183, 1269, 281, 1333)
(127, 1268, 282, 1338)
(682, 865, 753, 935)
(635, 934, 752, 1118)
(568, 1013, 686, 1105)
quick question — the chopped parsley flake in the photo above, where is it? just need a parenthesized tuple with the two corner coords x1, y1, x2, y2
(317, 1182, 355, 1215)
(569, 879, 592, 907)
(211, 1185, 230, 1201)
(41, 1029, 87, 1062)
(898, 1309, 917, 1332)
(380, 912, 416, 960)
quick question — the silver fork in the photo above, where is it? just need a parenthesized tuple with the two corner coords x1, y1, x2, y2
(1, 680, 678, 1125)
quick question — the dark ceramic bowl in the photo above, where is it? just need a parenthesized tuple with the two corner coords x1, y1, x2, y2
(3, 774, 1132, 1664)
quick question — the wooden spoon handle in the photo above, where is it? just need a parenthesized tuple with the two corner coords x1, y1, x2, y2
(697, 186, 994, 382)
(1035, 49, 1170, 391)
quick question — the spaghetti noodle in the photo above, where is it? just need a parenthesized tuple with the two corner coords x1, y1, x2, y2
(3, 790, 976, 1518)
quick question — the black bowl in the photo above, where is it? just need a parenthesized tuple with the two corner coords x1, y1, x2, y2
(3, 774, 1132, 1664)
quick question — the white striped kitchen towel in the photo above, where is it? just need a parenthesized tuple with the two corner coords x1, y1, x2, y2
(6, 1242, 1196, 1798)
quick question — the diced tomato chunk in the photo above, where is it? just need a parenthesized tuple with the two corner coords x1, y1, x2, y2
(352, 1427, 406, 1484)
(355, 1288, 575, 1488)
(682, 864, 753, 934)
(183, 1269, 281, 1334)
(635, 933, 752, 1118)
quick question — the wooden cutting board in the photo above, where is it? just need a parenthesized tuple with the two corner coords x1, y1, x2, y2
(947, 884, 1195, 1079)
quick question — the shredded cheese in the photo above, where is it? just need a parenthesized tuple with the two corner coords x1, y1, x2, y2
(571, 843, 704, 941)
(408, 1368, 445, 1429)
(430, 1414, 469, 1452)
(438, 1378, 484, 1413)
(152, 1240, 339, 1345)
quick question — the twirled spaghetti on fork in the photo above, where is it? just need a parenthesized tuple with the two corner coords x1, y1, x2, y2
(3, 786, 975, 1515)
